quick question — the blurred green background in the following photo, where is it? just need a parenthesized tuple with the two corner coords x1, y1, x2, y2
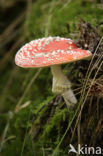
(0, 0, 103, 156)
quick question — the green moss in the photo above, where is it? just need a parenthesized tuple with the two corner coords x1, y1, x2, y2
(42, 108, 68, 141)
(1, 0, 103, 156)
(26, 0, 103, 39)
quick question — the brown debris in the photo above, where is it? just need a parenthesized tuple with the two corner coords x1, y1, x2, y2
(76, 19, 103, 54)
(88, 79, 103, 97)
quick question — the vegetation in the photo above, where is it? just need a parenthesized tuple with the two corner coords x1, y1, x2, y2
(0, 0, 103, 155)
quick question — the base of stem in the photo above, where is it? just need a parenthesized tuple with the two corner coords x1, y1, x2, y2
(62, 88, 77, 108)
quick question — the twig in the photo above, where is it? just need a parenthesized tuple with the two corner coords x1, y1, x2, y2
(14, 68, 42, 113)
(59, 0, 72, 11)
(0, 11, 26, 42)
(0, 111, 13, 153)
(0, 29, 19, 50)
(0, 34, 29, 72)
(0, 67, 18, 110)
(45, 0, 56, 37)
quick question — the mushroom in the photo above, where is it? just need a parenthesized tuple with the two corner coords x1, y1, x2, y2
(15, 36, 92, 108)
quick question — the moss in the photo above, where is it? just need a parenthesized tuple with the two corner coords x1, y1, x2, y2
(31, 99, 76, 154)
(42, 108, 68, 141)
(30, 104, 69, 155)
(25, 0, 103, 39)
(0, 0, 103, 156)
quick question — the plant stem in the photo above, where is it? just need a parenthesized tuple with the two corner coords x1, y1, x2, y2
(51, 65, 77, 107)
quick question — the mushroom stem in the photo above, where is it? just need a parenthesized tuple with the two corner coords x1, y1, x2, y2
(51, 65, 77, 108)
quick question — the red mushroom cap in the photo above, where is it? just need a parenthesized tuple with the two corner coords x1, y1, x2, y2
(15, 36, 92, 68)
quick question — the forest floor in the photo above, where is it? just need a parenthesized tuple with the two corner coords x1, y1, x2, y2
(0, 0, 103, 156)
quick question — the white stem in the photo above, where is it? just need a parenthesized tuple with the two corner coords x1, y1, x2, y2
(51, 65, 77, 107)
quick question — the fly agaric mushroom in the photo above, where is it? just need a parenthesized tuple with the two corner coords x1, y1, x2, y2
(15, 36, 92, 108)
